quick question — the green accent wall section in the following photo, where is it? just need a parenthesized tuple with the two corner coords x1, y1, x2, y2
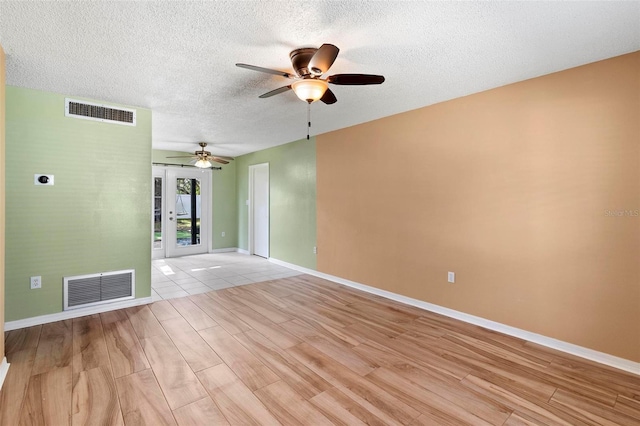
(237, 138, 317, 270)
(5, 87, 152, 321)
(152, 150, 237, 249)
(212, 160, 237, 249)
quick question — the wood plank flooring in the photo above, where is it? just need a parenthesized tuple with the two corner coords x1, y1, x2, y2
(2, 274, 639, 425)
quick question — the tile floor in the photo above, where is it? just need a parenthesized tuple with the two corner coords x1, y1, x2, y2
(151, 252, 302, 301)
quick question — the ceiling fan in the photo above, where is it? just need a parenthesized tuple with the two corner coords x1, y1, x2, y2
(166, 142, 234, 168)
(236, 43, 385, 104)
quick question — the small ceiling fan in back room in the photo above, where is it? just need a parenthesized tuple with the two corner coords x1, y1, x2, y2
(166, 142, 234, 168)
(236, 43, 385, 139)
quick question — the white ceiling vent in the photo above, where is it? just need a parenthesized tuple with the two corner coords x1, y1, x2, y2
(65, 98, 136, 126)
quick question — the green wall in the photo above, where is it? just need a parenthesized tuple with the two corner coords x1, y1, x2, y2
(237, 138, 317, 270)
(152, 150, 238, 249)
(212, 160, 237, 249)
(5, 87, 152, 321)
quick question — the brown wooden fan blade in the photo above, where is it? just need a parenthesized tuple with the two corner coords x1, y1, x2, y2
(259, 85, 292, 98)
(211, 155, 234, 161)
(236, 63, 293, 78)
(320, 88, 337, 105)
(308, 44, 339, 76)
(327, 74, 385, 85)
(211, 158, 230, 165)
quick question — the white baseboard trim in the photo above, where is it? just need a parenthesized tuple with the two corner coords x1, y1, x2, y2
(4, 297, 153, 331)
(209, 247, 238, 253)
(268, 257, 640, 376)
(237, 248, 249, 255)
(0, 357, 9, 391)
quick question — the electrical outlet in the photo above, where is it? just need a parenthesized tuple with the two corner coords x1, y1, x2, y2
(30, 276, 42, 289)
(447, 272, 455, 283)
(221, 231, 226, 237)
(313, 246, 317, 254)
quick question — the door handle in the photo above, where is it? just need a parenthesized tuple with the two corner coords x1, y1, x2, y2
(169, 217, 174, 221)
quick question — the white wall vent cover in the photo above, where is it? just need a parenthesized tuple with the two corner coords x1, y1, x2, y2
(65, 98, 136, 126)
(64, 269, 135, 310)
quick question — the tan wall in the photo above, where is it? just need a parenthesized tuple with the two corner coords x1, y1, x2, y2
(317, 52, 640, 362)
(1, 43, 6, 359)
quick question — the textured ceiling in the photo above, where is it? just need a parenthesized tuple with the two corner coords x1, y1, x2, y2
(0, 1, 638, 157)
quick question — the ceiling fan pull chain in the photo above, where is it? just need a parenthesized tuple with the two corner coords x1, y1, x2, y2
(307, 101, 311, 140)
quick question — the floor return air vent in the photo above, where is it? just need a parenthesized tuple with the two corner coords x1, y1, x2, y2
(65, 98, 136, 126)
(64, 269, 135, 310)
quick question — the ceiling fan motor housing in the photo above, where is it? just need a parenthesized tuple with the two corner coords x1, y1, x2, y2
(289, 47, 318, 77)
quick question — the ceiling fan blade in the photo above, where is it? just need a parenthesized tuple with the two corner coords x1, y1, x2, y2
(211, 158, 230, 165)
(327, 74, 385, 85)
(259, 85, 292, 98)
(236, 63, 293, 78)
(211, 155, 234, 161)
(308, 44, 339, 76)
(320, 88, 337, 105)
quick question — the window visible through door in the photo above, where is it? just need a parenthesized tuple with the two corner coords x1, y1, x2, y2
(154, 177, 163, 250)
(175, 177, 201, 246)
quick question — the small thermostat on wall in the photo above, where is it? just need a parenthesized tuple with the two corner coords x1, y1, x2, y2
(34, 174, 54, 186)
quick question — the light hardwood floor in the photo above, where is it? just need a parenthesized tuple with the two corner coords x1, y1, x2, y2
(1, 274, 639, 425)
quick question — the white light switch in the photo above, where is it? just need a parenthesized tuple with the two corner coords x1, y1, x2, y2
(448, 272, 455, 283)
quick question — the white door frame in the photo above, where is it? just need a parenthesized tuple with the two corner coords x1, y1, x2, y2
(152, 167, 166, 260)
(152, 166, 212, 258)
(151, 166, 167, 259)
(248, 163, 269, 257)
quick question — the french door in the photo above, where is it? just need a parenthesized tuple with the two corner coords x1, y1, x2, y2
(152, 166, 211, 258)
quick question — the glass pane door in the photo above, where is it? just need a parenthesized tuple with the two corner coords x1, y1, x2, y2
(166, 168, 210, 257)
(152, 168, 166, 259)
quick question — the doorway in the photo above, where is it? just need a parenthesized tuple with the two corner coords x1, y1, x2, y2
(152, 166, 211, 258)
(249, 163, 269, 258)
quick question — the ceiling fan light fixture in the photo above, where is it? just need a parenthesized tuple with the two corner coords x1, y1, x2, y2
(292, 79, 328, 102)
(194, 158, 212, 168)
